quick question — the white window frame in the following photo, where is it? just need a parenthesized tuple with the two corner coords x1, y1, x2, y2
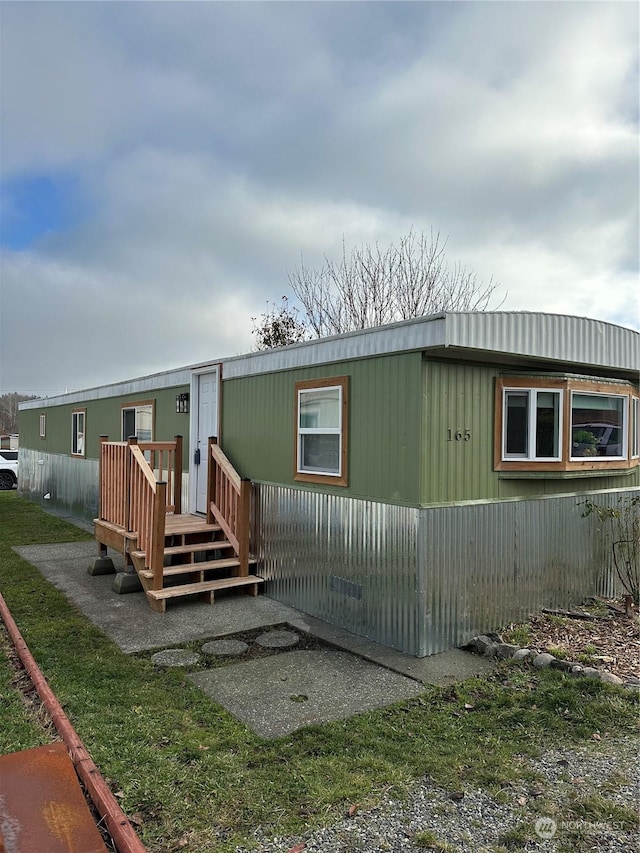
(294, 376, 348, 487)
(71, 409, 86, 457)
(569, 391, 627, 462)
(297, 385, 342, 476)
(630, 396, 639, 459)
(501, 387, 563, 462)
(39, 413, 46, 439)
(121, 400, 154, 443)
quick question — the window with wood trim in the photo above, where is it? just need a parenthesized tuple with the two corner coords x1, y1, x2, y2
(121, 400, 154, 442)
(495, 377, 639, 473)
(295, 376, 348, 487)
(71, 409, 86, 457)
(39, 414, 46, 439)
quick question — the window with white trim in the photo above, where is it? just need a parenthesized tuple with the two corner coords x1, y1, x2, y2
(502, 388, 562, 461)
(570, 392, 626, 460)
(121, 401, 154, 442)
(71, 409, 86, 457)
(495, 377, 638, 473)
(39, 414, 46, 438)
(631, 396, 639, 459)
(295, 377, 348, 486)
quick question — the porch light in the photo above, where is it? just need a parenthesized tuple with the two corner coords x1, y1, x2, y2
(176, 393, 189, 414)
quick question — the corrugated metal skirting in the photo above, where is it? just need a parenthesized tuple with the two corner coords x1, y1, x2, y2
(254, 484, 638, 657)
(417, 493, 627, 655)
(18, 449, 100, 523)
(253, 485, 421, 654)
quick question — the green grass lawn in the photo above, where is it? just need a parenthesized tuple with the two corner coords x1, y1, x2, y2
(0, 491, 638, 853)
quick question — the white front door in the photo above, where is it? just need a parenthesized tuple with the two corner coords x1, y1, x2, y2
(191, 369, 218, 514)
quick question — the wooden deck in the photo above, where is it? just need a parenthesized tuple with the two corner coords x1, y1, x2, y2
(163, 514, 219, 536)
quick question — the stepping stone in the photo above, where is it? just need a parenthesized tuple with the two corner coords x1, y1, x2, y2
(189, 649, 424, 739)
(152, 649, 200, 667)
(255, 630, 300, 649)
(201, 639, 249, 657)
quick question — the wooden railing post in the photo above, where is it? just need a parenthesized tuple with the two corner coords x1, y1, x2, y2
(151, 481, 167, 591)
(125, 437, 137, 533)
(174, 435, 183, 515)
(238, 478, 251, 577)
(98, 435, 108, 520)
(206, 437, 216, 525)
(207, 440, 252, 577)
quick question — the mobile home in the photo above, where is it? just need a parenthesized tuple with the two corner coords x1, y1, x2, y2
(19, 312, 640, 655)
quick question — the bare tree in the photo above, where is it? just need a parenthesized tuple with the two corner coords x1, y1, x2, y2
(0, 393, 39, 434)
(289, 228, 502, 338)
(251, 297, 308, 350)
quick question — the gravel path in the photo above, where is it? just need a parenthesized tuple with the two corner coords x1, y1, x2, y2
(236, 736, 639, 853)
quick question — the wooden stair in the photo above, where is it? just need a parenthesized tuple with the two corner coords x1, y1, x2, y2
(130, 515, 263, 613)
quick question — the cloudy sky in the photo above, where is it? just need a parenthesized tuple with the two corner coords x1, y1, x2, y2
(1, 1, 638, 396)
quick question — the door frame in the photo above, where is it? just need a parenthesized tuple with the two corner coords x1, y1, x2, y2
(189, 363, 222, 514)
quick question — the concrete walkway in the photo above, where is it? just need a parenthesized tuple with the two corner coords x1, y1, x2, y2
(14, 541, 494, 738)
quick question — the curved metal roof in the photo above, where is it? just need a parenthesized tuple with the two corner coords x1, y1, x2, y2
(21, 312, 638, 409)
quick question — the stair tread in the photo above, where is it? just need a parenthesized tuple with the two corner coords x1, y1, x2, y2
(138, 556, 255, 579)
(147, 575, 264, 600)
(131, 540, 233, 560)
(164, 518, 221, 535)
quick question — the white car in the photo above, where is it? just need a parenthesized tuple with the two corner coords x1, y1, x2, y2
(0, 450, 18, 490)
(572, 422, 622, 457)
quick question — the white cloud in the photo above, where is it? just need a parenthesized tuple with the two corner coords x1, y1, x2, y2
(0, 1, 638, 396)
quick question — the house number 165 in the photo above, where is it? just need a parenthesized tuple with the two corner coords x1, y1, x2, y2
(447, 428, 471, 441)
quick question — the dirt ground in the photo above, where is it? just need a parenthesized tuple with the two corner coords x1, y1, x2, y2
(503, 598, 640, 682)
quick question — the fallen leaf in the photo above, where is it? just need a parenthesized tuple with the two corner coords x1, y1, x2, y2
(528, 788, 545, 798)
(128, 812, 144, 826)
(449, 791, 465, 801)
(516, 796, 527, 806)
(463, 703, 475, 711)
(287, 844, 306, 853)
(591, 732, 601, 741)
(348, 803, 359, 817)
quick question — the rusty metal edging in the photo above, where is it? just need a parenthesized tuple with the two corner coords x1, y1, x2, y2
(0, 592, 148, 853)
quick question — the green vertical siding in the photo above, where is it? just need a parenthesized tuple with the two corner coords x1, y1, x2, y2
(422, 359, 497, 503)
(18, 385, 190, 467)
(221, 352, 423, 505)
(421, 359, 639, 504)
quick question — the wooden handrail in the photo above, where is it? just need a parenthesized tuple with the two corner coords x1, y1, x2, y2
(210, 444, 242, 491)
(98, 435, 182, 589)
(207, 438, 251, 575)
(130, 445, 159, 490)
(139, 435, 182, 514)
(126, 442, 166, 581)
(99, 436, 182, 525)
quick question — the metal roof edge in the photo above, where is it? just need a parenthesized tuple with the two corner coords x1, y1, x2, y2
(19, 367, 192, 410)
(222, 313, 449, 378)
